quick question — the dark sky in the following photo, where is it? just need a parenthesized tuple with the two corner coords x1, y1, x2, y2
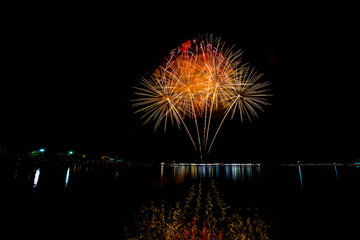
(2, 3, 359, 162)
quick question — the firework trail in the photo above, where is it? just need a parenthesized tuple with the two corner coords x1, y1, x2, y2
(133, 35, 271, 161)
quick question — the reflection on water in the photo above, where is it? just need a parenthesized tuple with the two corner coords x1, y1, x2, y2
(7, 161, 360, 239)
(298, 165, 303, 190)
(125, 180, 271, 240)
(13, 162, 352, 196)
(171, 164, 261, 183)
(334, 165, 339, 180)
(64, 167, 70, 191)
(32, 168, 40, 191)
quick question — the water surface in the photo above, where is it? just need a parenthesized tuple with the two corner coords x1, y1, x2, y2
(5, 162, 360, 239)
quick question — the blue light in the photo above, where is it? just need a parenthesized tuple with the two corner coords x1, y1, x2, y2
(39, 148, 45, 152)
(298, 165, 303, 190)
(65, 167, 70, 189)
(334, 165, 339, 180)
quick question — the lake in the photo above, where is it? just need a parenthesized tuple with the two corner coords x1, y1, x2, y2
(4, 161, 360, 239)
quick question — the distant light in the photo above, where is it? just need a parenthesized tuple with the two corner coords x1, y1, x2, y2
(39, 148, 45, 152)
(68, 151, 74, 155)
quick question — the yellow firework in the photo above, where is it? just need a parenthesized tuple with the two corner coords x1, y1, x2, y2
(133, 35, 271, 161)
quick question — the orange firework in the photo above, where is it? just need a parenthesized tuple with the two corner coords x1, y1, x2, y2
(133, 35, 271, 161)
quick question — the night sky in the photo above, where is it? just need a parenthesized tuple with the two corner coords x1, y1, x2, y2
(2, 3, 359, 162)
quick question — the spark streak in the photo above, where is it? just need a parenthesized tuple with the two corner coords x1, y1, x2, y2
(133, 35, 271, 161)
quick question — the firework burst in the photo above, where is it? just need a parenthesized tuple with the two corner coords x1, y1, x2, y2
(133, 35, 271, 161)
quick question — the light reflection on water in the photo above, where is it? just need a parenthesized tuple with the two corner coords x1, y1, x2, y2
(171, 164, 261, 183)
(32, 168, 40, 191)
(15, 163, 350, 195)
(298, 165, 303, 190)
(64, 167, 70, 191)
(7, 162, 360, 239)
(125, 180, 271, 240)
(334, 165, 339, 180)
